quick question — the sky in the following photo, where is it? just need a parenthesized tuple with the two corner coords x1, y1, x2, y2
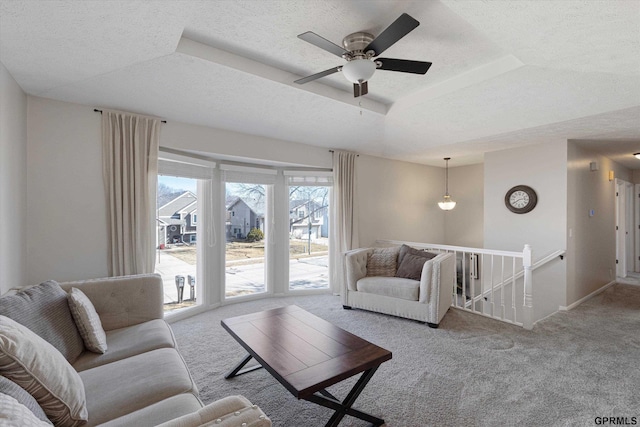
(158, 175, 197, 193)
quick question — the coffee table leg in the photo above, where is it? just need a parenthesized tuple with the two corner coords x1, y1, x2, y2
(304, 367, 385, 427)
(225, 353, 263, 379)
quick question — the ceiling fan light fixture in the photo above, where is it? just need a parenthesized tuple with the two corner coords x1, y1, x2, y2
(634, 152, 640, 159)
(341, 59, 376, 84)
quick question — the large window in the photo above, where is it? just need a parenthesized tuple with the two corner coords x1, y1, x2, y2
(286, 173, 332, 291)
(224, 182, 269, 298)
(155, 175, 199, 312)
(154, 155, 332, 316)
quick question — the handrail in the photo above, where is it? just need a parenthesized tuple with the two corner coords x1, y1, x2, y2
(378, 239, 564, 271)
(376, 239, 523, 258)
(532, 249, 566, 271)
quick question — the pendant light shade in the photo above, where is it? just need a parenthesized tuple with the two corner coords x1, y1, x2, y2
(438, 157, 456, 211)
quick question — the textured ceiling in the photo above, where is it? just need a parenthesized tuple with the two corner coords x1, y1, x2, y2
(1, 0, 639, 168)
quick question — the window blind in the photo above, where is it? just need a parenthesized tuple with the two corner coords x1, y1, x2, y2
(220, 164, 277, 185)
(284, 170, 333, 186)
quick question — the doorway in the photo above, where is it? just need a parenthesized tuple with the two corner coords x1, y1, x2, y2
(615, 178, 636, 278)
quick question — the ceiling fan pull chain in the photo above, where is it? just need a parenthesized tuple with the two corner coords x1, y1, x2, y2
(359, 101, 363, 116)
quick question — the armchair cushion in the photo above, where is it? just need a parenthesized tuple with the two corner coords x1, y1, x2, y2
(396, 253, 431, 281)
(356, 277, 420, 301)
(397, 244, 436, 267)
(366, 246, 399, 277)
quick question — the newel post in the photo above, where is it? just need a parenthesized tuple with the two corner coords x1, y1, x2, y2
(522, 244, 533, 330)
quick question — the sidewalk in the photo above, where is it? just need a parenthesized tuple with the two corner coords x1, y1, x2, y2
(155, 252, 329, 304)
(154, 251, 196, 304)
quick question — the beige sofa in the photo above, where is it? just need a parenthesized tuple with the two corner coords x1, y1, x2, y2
(343, 245, 455, 328)
(0, 274, 271, 427)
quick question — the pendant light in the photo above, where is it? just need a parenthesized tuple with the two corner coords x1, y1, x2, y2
(438, 157, 456, 211)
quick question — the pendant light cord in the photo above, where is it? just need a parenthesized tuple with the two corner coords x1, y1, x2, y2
(444, 157, 450, 196)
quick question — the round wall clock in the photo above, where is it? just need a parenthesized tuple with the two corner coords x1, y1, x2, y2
(505, 185, 537, 214)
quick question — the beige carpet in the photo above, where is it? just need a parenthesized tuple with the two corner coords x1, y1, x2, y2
(170, 284, 640, 426)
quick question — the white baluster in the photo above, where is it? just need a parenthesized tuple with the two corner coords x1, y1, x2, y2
(500, 255, 505, 320)
(522, 244, 534, 330)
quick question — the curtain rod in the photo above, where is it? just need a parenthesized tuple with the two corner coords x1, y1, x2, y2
(329, 150, 359, 156)
(93, 109, 167, 123)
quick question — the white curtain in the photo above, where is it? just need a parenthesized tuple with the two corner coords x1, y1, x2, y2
(102, 110, 160, 276)
(330, 151, 359, 295)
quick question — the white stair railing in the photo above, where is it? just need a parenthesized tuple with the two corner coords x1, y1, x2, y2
(376, 240, 565, 330)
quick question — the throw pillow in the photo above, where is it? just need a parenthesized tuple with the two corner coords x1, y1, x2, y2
(0, 394, 52, 427)
(68, 288, 108, 354)
(0, 280, 85, 363)
(397, 244, 437, 268)
(396, 253, 431, 281)
(366, 247, 400, 277)
(0, 376, 52, 424)
(0, 315, 88, 427)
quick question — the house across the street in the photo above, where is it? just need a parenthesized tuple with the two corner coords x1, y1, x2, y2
(158, 191, 197, 245)
(226, 197, 264, 240)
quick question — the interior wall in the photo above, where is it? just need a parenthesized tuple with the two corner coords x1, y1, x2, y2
(566, 143, 631, 306)
(355, 154, 445, 247)
(445, 164, 484, 248)
(26, 97, 108, 285)
(484, 141, 568, 320)
(0, 62, 28, 293)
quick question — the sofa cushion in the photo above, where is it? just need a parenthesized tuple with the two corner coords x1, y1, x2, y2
(397, 244, 437, 268)
(0, 393, 52, 427)
(356, 276, 420, 301)
(366, 247, 399, 277)
(0, 315, 88, 427)
(0, 375, 51, 424)
(396, 253, 431, 281)
(0, 280, 85, 363)
(79, 348, 197, 426)
(72, 319, 177, 372)
(68, 287, 108, 354)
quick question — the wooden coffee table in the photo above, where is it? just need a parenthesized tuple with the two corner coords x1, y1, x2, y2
(221, 305, 392, 427)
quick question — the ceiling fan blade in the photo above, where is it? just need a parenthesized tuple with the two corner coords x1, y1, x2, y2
(298, 31, 348, 57)
(376, 58, 432, 74)
(294, 66, 341, 84)
(364, 13, 420, 56)
(353, 81, 368, 98)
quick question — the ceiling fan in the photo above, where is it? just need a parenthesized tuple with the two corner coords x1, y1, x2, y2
(294, 13, 432, 97)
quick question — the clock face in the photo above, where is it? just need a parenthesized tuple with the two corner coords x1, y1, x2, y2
(505, 185, 537, 214)
(509, 191, 529, 209)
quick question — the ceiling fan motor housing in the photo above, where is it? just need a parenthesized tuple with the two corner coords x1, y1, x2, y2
(342, 32, 376, 59)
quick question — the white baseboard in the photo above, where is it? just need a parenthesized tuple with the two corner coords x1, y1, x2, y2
(559, 280, 616, 311)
